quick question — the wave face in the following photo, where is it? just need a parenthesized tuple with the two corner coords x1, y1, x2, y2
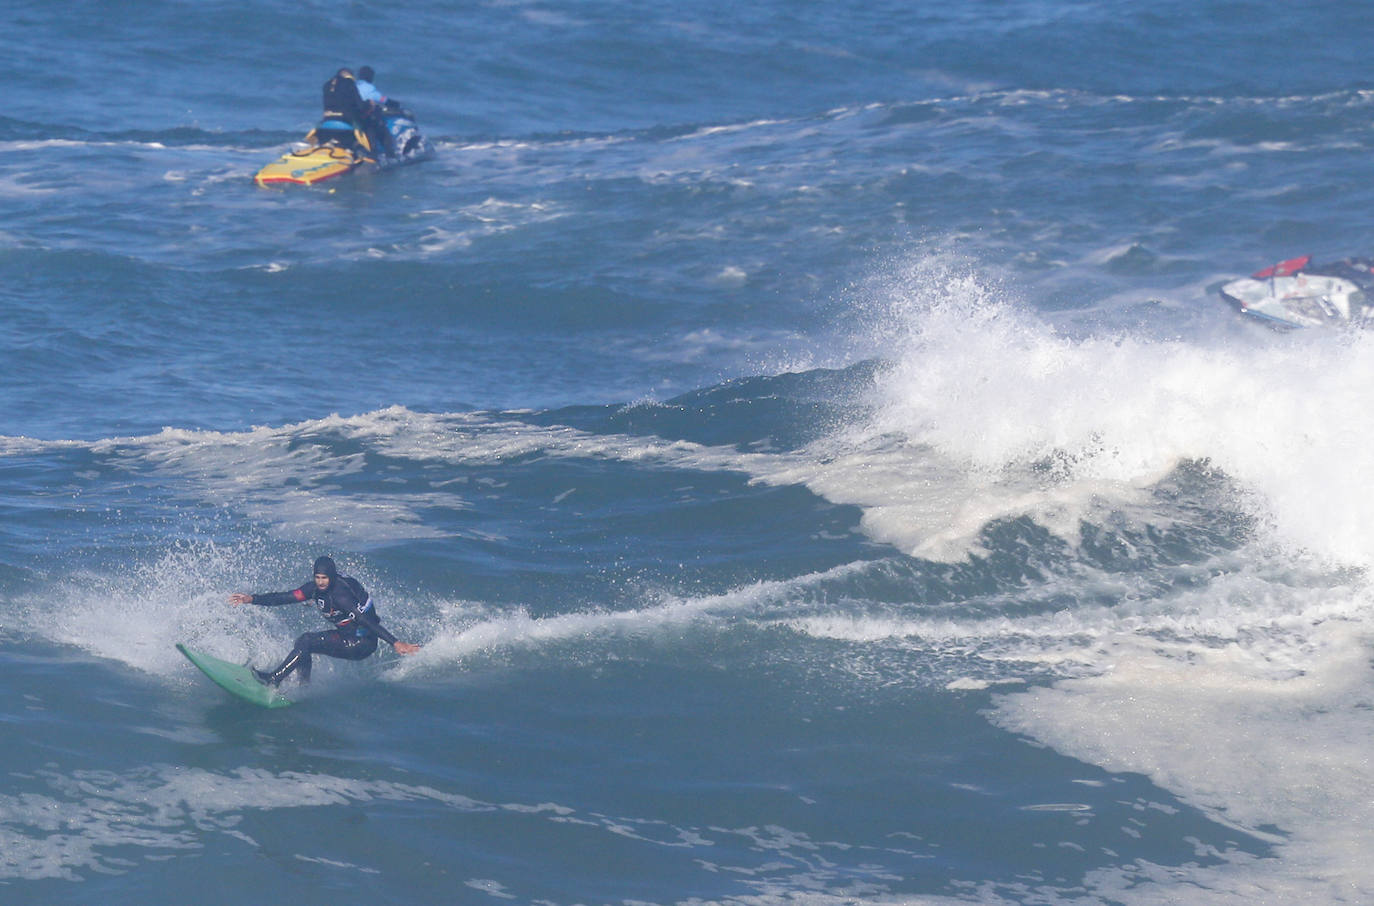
(7, 1, 1374, 903)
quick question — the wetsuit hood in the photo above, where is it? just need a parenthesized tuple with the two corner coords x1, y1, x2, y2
(313, 556, 338, 578)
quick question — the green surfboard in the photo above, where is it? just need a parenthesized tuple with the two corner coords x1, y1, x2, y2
(177, 643, 292, 709)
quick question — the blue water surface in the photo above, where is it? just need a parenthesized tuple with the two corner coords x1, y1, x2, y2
(4, 1, 1374, 903)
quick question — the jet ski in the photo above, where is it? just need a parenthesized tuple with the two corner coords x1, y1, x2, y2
(254, 100, 432, 187)
(1218, 255, 1374, 329)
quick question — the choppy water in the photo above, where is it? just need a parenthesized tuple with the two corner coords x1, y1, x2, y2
(7, 1, 1374, 903)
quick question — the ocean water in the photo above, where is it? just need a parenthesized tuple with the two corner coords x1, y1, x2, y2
(6, 1, 1374, 903)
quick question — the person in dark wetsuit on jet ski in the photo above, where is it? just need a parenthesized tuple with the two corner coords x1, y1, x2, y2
(318, 68, 389, 156)
(228, 556, 421, 686)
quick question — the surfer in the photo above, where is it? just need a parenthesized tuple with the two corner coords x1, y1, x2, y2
(228, 556, 421, 686)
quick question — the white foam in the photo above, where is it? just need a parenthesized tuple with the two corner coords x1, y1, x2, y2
(0, 408, 808, 559)
(390, 563, 865, 679)
(761, 252, 1374, 569)
(752, 252, 1374, 902)
(0, 764, 492, 881)
(10, 541, 306, 675)
(0, 760, 908, 892)
(993, 613, 1374, 901)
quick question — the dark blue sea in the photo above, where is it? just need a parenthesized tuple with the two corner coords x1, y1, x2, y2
(7, 1, 1374, 902)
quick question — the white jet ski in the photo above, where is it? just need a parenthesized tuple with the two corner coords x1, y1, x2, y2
(1218, 255, 1374, 329)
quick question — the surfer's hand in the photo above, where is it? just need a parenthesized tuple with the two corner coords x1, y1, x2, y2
(228, 593, 252, 606)
(393, 641, 421, 655)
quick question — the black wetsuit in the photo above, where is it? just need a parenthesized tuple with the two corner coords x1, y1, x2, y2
(320, 70, 386, 155)
(250, 574, 397, 683)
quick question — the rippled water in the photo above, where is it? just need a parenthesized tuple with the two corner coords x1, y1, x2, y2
(6, 1, 1374, 903)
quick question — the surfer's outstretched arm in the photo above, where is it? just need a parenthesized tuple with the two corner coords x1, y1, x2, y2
(229, 592, 290, 606)
(228, 584, 312, 607)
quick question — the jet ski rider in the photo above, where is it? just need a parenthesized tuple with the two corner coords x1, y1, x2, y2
(355, 66, 396, 156)
(319, 68, 390, 158)
(356, 66, 385, 106)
